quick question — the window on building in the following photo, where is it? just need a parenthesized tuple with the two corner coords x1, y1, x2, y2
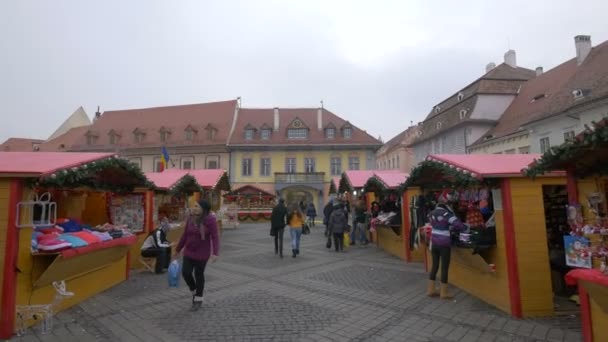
(287, 128, 308, 139)
(285, 158, 296, 173)
(160, 131, 170, 143)
(436, 122, 443, 130)
(86, 135, 97, 145)
(343, 127, 352, 139)
(206, 128, 216, 140)
(564, 130, 575, 142)
(109, 134, 119, 145)
(504, 149, 516, 154)
(242, 158, 252, 176)
(128, 158, 142, 169)
(519, 146, 530, 154)
(134, 132, 144, 143)
(457, 92, 464, 101)
(348, 156, 360, 170)
(260, 158, 271, 176)
(181, 156, 194, 170)
(459, 109, 467, 120)
(326, 128, 335, 139)
(540, 137, 550, 153)
(185, 129, 195, 141)
(245, 129, 254, 140)
(206, 156, 219, 169)
(331, 157, 342, 175)
(434, 106, 441, 113)
(396, 155, 400, 169)
(304, 158, 315, 173)
(261, 129, 271, 140)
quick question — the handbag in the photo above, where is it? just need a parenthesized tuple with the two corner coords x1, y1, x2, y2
(302, 224, 310, 235)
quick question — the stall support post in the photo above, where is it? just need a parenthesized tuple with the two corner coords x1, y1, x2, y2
(144, 191, 154, 234)
(501, 179, 523, 318)
(401, 191, 411, 262)
(566, 168, 579, 205)
(0, 179, 24, 339)
(578, 284, 594, 342)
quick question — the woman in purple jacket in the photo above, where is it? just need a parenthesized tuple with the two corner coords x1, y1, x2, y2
(427, 194, 466, 299)
(176, 199, 219, 311)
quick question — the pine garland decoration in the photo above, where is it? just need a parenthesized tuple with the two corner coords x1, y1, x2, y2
(398, 160, 484, 192)
(168, 174, 202, 197)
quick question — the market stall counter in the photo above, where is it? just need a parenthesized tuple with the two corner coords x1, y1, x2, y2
(0, 152, 151, 339)
(362, 171, 409, 260)
(402, 154, 566, 318)
(525, 118, 608, 341)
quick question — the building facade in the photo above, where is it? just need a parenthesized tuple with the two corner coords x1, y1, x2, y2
(375, 125, 418, 173)
(227, 107, 382, 210)
(469, 36, 608, 155)
(408, 50, 535, 164)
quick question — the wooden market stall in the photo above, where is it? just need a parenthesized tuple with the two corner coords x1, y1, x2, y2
(0, 152, 150, 339)
(189, 169, 231, 212)
(339, 170, 376, 203)
(139, 170, 203, 266)
(362, 171, 409, 260)
(525, 119, 608, 341)
(402, 154, 568, 318)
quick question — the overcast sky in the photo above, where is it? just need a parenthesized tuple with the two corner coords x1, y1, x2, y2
(1, 0, 607, 143)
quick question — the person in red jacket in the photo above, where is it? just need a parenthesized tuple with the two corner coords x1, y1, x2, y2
(176, 199, 219, 311)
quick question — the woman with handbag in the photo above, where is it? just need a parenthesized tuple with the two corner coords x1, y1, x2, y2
(287, 204, 305, 258)
(175, 199, 220, 311)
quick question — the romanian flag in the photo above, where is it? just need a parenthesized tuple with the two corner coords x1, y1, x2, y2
(160, 146, 170, 172)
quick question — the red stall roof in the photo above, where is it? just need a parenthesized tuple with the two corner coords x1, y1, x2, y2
(373, 171, 409, 189)
(426, 154, 547, 178)
(145, 170, 193, 190)
(342, 170, 401, 189)
(188, 169, 229, 189)
(0, 152, 114, 177)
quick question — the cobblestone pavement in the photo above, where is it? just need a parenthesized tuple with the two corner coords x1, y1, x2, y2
(11, 223, 582, 342)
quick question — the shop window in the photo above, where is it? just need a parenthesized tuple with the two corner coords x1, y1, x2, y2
(181, 156, 194, 170)
(109, 194, 145, 233)
(285, 158, 296, 173)
(540, 137, 550, 153)
(242, 158, 252, 176)
(331, 157, 342, 176)
(304, 158, 315, 173)
(519, 146, 530, 154)
(563, 130, 575, 143)
(260, 158, 271, 176)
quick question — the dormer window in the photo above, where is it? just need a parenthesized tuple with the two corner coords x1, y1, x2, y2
(85, 131, 99, 145)
(326, 128, 336, 139)
(434, 106, 441, 114)
(343, 127, 352, 139)
(436, 122, 443, 130)
(245, 129, 254, 140)
(109, 133, 119, 145)
(133, 129, 145, 143)
(459, 109, 467, 120)
(205, 124, 217, 140)
(159, 127, 171, 143)
(457, 92, 464, 101)
(287, 128, 308, 139)
(184, 125, 197, 141)
(572, 89, 584, 100)
(261, 128, 271, 140)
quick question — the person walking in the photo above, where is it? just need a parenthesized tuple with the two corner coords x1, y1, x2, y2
(175, 199, 219, 311)
(323, 199, 334, 248)
(352, 200, 368, 246)
(270, 198, 288, 258)
(328, 201, 349, 252)
(287, 204, 305, 258)
(306, 202, 317, 227)
(427, 193, 466, 299)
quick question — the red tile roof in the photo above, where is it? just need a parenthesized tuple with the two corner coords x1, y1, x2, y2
(228, 108, 382, 147)
(472, 40, 608, 147)
(39, 126, 90, 152)
(0, 152, 114, 176)
(426, 154, 547, 178)
(0, 138, 45, 152)
(71, 100, 238, 149)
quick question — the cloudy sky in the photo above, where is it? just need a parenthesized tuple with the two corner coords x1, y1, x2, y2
(1, 0, 607, 143)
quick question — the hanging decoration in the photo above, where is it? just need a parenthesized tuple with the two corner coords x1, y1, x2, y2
(399, 159, 484, 192)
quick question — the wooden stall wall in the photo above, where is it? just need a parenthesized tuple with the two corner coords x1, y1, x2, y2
(510, 177, 565, 317)
(589, 291, 608, 341)
(376, 226, 405, 259)
(576, 177, 606, 221)
(403, 187, 425, 263)
(0, 179, 10, 319)
(447, 208, 512, 314)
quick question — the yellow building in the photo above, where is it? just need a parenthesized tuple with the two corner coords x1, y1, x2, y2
(227, 107, 382, 210)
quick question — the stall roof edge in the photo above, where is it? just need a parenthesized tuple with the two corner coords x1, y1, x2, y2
(0, 152, 115, 177)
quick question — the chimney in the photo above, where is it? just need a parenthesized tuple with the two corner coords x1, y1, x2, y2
(535, 66, 543, 76)
(273, 107, 279, 131)
(94, 106, 101, 121)
(575, 35, 592, 65)
(317, 108, 323, 131)
(504, 50, 517, 68)
(485, 62, 496, 73)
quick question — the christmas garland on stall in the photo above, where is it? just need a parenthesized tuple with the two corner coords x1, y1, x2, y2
(168, 174, 202, 197)
(363, 176, 388, 195)
(398, 159, 485, 193)
(524, 119, 608, 178)
(28, 156, 153, 193)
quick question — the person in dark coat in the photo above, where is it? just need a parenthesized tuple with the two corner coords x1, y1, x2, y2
(328, 201, 349, 252)
(270, 198, 288, 258)
(306, 202, 317, 227)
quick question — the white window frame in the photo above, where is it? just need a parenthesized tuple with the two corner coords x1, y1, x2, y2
(261, 129, 271, 140)
(564, 130, 575, 142)
(181, 156, 194, 170)
(343, 127, 352, 139)
(519, 146, 530, 154)
(326, 128, 335, 139)
(304, 158, 315, 173)
(242, 158, 252, 176)
(540, 137, 550, 153)
(245, 129, 254, 140)
(285, 158, 296, 173)
(206, 155, 219, 169)
(459, 109, 467, 120)
(287, 128, 308, 139)
(128, 157, 142, 169)
(331, 157, 342, 176)
(260, 158, 271, 176)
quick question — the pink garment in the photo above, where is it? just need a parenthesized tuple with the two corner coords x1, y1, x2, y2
(177, 214, 219, 261)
